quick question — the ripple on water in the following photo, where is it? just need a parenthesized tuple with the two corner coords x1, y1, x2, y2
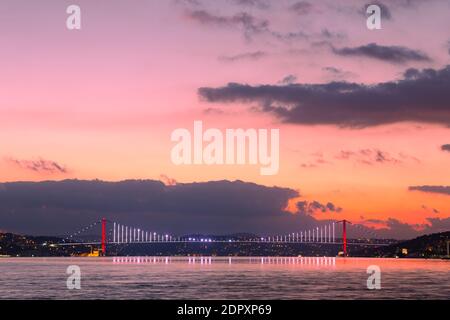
(0, 257, 448, 299)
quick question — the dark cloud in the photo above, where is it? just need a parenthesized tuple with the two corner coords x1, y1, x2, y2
(186, 10, 269, 39)
(421, 205, 440, 214)
(294, 214, 450, 240)
(332, 43, 431, 64)
(441, 144, 450, 152)
(324, 216, 449, 239)
(301, 149, 418, 167)
(352, 217, 448, 239)
(300, 152, 331, 168)
(335, 149, 403, 165)
(0, 179, 300, 235)
(278, 74, 297, 85)
(409, 186, 450, 196)
(424, 217, 450, 233)
(5, 157, 67, 174)
(185, 9, 339, 44)
(296, 200, 342, 215)
(218, 51, 267, 62)
(320, 29, 346, 41)
(203, 107, 225, 115)
(272, 29, 344, 43)
(374, 218, 421, 239)
(322, 66, 355, 80)
(0, 180, 447, 240)
(271, 30, 309, 42)
(198, 65, 450, 128)
(290, 1, 314, 15)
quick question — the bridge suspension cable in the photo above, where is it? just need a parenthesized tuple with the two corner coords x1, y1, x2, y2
(109, 221, 338, 244)
(59, 218, 392, 259)
(62, 220, 101, 243)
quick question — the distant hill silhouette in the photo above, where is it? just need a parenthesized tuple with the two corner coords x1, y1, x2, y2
(353, 231, 450, 258)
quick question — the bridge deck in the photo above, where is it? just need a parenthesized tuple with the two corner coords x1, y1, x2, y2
(57, 241, 391, 246)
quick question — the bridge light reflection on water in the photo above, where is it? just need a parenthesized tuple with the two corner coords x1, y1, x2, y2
(112, 256, 337, 267)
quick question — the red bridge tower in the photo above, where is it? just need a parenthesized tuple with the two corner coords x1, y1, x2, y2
(101, 218, 107, 256)
(337, 220, 351, 256)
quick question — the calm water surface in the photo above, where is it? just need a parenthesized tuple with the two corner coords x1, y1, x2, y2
(0, 257, 448, 299)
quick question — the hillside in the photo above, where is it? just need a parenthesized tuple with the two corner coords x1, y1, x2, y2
(353, 231, 450, 258)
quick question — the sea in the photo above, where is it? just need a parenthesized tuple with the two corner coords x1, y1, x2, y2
(0, 257, 448, 299)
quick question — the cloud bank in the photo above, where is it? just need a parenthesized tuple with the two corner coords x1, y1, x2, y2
(332, 43, 431, 64)
(409, 185, 450, 196)
(0, 180, 447, 239)
(0, 179, 297, 235)
(296, 200, 342, 215)
(5, 157, 67, 174)
(198, 65, 450, 128)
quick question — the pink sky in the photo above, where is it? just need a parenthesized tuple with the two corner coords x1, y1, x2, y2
(1, 0, 449, 230)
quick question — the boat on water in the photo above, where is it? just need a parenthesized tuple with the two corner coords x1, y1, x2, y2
(77, 247, 102, 257)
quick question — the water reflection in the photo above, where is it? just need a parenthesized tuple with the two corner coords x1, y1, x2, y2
(1, 257, 448, 299)
(112, 256, 337, 267)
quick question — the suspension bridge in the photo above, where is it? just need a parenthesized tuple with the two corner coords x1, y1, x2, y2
(58, 218, 392, 256)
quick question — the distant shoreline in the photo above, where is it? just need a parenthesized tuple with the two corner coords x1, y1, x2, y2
(2, 231, 449, 259)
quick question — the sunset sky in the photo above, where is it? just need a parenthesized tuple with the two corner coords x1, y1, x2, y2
(0, 0, 449, 238)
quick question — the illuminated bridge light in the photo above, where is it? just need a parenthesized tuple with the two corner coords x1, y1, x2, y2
(65, 219, 366, 258)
